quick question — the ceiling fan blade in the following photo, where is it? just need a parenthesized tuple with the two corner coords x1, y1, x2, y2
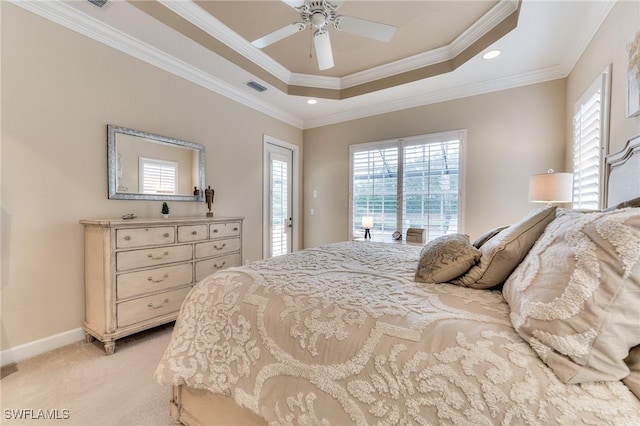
(251, 22, 306, 49)
(281, 0, 305, 9)
(334, 16, 396, 42)
(326, 0, 345, 9)
(313, 30, 334, 70)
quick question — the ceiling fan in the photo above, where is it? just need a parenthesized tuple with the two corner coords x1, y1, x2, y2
(251, 0, 396, 71)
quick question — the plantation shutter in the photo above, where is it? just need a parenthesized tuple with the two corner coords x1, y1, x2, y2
(350, 131, 464, 241)
(351, 146, 398, 236)
(402, 139, 460, 240)
(572, 70, 609, 210)
(140, 158, 177, 195)
(270, 156, 289, 257)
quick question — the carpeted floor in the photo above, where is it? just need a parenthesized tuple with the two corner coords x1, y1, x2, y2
(0, 324, 174, 426)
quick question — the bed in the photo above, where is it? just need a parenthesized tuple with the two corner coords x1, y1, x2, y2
(156, 136, 640, 425)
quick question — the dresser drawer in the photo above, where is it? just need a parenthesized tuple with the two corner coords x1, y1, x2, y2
(177, 224, 208, 243)
(195, 254, 242, 281)
(117, 263, 193, 300)
(116, 245, 193, 271)
(195, 238, 240, 259)
(209, 222, 241, 239)
(116, 227, 175, 249)
(117, 287, 191, 328)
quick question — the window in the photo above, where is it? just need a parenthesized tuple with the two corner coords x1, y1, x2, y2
(350, 130, 464, 241)
(139, 157, 178, 195)
(572, 65, 611, 210)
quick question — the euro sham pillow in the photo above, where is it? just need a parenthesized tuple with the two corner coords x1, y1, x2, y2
(415, 234, 481, 283)
(451, 206, 557, 289)
(503, 208, 640, 384)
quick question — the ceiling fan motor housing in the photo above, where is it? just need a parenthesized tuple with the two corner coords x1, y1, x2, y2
(300, 1, 337, 29)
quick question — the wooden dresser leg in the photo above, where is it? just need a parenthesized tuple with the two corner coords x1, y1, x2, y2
(104, 340, 116, 355)
(85, 333, 95, 343)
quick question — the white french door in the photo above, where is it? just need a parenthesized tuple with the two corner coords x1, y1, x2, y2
(264, 140, 295, 258)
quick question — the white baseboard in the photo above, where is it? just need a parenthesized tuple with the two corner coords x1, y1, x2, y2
(0, 328, 85, 367)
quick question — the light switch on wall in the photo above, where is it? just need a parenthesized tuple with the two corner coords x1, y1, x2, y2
(310, 208, 315, 216)
(313, 190, 318, 198)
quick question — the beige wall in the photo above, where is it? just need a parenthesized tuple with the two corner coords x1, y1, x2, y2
(0, 4, 302, 351)
(566, 0, 640, 159)
(303, 80, 567, 248)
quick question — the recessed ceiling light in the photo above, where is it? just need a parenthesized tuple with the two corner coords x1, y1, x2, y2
(483, 50, 501, 60)
(306, 99, 318, 105)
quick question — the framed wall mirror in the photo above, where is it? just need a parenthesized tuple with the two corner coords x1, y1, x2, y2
(107, 125, 205, 201)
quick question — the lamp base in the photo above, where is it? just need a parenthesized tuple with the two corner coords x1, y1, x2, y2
(364, 228, 371, 239)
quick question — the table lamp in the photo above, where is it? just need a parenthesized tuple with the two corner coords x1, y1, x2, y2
(361, 216, 373, 239)
(529, 169, 573, 205)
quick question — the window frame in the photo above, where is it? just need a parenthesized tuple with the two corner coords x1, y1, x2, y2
(348, 130, 466, 241)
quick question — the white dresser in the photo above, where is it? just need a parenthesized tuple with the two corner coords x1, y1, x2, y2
(80, 216, 243, 355)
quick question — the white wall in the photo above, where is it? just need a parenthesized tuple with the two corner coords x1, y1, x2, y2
(0, 3, 302, 353)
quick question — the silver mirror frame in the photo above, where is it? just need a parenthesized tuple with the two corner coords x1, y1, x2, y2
(107, 125, 205, 201)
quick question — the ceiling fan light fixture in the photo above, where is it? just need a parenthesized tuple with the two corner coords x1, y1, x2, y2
(306, 99, 318, 104)
(483, 49, 501, 60)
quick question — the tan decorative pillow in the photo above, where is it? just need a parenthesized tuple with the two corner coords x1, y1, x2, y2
(503, 208, 640, 384)
(452, 206, 557, 289)
(472, 225, 508, 248)
(624, 345, 640, 399)
(414, 234, 481, 283)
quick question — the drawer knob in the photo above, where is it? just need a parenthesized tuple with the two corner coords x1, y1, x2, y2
(214, 243, 226, 250)
(214, 261, 227, 269)
(191, 231, 198, 235)
(233, 227, 238, 231)
(148, 251, 169, 260)
(213, 229, 219, 233)
(148, 299, 169, 309)
(124, 236, 131, 241)
(148, 274, 169, 283)
(164, 233, 170, 238)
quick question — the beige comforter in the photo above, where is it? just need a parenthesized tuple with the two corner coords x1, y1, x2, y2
(156, 241, 640, 425)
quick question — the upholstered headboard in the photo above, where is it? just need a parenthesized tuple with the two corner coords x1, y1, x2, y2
(605, 135, 640, 208)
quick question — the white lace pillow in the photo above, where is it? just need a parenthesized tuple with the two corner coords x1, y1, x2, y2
(414, 234, 481, 283)
(503, 208, 640, 384)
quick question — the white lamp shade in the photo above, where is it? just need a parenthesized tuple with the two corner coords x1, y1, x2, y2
(361, 216, 374, 228)
(529, 171, 574, 203)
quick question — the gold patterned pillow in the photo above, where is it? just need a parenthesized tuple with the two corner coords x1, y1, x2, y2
(503, 208, 640, 384)
(414, 234, 481, 283)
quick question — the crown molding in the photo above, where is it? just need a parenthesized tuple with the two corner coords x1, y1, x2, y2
(157, 0, 293, 84)
(303, 64, 566, 129)
(556, 0, 615, 76)
(9, 0, 304, 129)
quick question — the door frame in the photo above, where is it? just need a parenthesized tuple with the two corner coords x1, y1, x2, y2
(263, 135, 300, 258)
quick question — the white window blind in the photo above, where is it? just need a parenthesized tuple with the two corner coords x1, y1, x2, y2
(350, 131, 463, 241)
(139, 157, 178, 195)
(572, 66, 610, 210)
(352, 146, 398, 235)
(271, 157, 288, 257)
(403, 140, 460, 238)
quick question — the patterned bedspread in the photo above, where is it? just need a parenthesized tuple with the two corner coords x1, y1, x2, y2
(155, 241, 640, 425)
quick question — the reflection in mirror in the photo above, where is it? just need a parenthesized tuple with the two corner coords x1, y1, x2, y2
(108, 125, 205, 201)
